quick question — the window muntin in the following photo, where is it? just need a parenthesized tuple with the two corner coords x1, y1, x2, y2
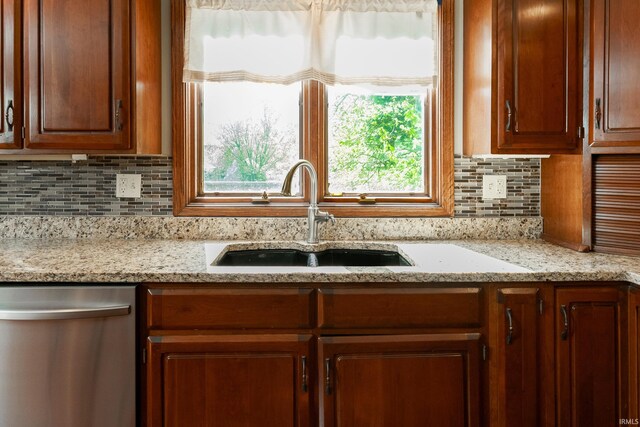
(200, 82, 302, 196)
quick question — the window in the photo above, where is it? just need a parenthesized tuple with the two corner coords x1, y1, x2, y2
(173, 0, 453, 217)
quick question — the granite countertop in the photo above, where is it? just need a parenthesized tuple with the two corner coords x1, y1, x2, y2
(0, 238, 639, 285)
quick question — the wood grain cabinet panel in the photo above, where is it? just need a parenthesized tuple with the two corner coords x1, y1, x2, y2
(556, 287, 622, 427)
(8, 0, 162, 154)
(629, 288, 640, 419)
(318, 334, 482, 427)
(317, 288, 482, 329)
(492, 288, 541, 427)
(590, 0, 640, 151)
(146, 288, 314, 330)
(23, 0, 130, 150)
(147, 334, 312, 427)
(493, 0, 582, 154)
(0, 0, 20, 149)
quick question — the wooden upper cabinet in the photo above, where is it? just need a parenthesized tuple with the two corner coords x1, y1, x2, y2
(1, 0, 162, 154)
(590, 0, 640, 152)
(0, 0, 20, 149)
(492, 0, 582, 154)
(23, 0, 129, 150)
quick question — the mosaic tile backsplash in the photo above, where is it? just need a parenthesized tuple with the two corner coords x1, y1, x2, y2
(0, 156, 539, 217)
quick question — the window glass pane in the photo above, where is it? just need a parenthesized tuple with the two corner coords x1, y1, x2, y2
(327, 87, 426, 194)
(202, 82, 301, 193)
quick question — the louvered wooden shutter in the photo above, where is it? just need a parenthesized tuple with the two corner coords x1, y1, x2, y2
(593, 155, 640, 255)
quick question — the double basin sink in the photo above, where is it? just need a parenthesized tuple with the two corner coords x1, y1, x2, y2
(216, 247, 412, 267)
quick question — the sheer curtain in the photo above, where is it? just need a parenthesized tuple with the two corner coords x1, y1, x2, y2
(184, 0, 438, 88)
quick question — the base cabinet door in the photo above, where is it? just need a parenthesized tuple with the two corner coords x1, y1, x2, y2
(318, 334, 482, 427)
(146, 334, 312, 427)
(630, 288, 640, 418)
(556, 287, 622, 427)
(492, 287, 554, 427)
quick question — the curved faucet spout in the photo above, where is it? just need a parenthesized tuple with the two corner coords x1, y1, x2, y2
(281, 160, 333, 244)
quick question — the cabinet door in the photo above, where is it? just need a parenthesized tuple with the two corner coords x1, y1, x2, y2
(0, 0, 20, 149)
(493, 288, 553, 427)
(23, 0, 130, 151)
(319, 334, 482, 427)
(590, 0, 640, 151)
(147, 334, 312, 427)
(629, 288, 640, 419)
(493, 0, 582, 154)
(556, 287, 622, 427)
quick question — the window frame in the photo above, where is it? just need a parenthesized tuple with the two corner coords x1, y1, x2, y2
(172, 0, 454, 217)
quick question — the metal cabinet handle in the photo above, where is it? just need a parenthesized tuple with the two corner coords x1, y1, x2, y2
(560, 305, 569, 340)
(325, 358, 332, 395)
(506, 307, 514, 345)
(301, 356, 308, 392)
(5, 100, 14, 131)
(595, 98, 602, 130)
(0, 305, 131, 321)
(115, 99, 124, 131)
(505, 100, 512, 132)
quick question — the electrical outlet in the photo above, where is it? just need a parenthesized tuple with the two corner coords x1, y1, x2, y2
(116, 174, 142, 198)
(482, 175, 507, 199)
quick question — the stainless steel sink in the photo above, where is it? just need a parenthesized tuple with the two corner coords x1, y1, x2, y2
(215, 248, 411, 267)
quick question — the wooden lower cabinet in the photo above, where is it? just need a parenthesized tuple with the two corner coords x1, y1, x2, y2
(491, 287, 554, 427)
(146, 334, 312, 427)
(556, 287, 622, 427)
(629, 288, 640, 419)
(318, 334, 482, 427)
(142, 283, 639, 427)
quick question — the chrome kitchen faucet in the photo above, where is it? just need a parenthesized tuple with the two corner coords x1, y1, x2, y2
(281, 160, 335, 244)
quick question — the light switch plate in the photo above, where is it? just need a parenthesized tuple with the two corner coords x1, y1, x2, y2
(116, 174, 142, 198)
(482, 175, 507, 199)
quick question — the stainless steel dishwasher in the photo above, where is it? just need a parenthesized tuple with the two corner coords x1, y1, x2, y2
(0, 286, 136, 427)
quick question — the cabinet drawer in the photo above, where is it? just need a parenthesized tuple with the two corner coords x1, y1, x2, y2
(318, 288, 482, 329)
(147, 288, 314, 330)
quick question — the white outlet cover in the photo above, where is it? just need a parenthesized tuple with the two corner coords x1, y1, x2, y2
(116, 174, 142, 198)
(482, 175, 507, 199)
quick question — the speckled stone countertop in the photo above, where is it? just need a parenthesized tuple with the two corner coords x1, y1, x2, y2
(0, 238, 639, 285)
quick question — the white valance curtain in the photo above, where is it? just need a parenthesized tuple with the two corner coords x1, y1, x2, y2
(184, 0, 438, 87)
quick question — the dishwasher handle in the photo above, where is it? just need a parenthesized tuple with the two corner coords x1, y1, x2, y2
(0, 305, 131, 321)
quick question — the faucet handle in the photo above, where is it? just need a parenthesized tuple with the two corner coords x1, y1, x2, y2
(316, 210, 335, 225)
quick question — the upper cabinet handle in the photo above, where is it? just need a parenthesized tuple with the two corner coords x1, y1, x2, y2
(115, 99, 124, 131)
(505, 100, 512, 132)
(506, 307, 514, 345)
(5, 100, 14, 132)
(595, 98, 602, 130)
(560, 304, 569, 340)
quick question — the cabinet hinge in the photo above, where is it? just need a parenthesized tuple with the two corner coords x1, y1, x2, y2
(482, 344, 488, 361)
(21, 126, 25, 140)
(538, 298, 544, 315)
(577, 126, 585, 139)
(142, 347, 146, 365)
